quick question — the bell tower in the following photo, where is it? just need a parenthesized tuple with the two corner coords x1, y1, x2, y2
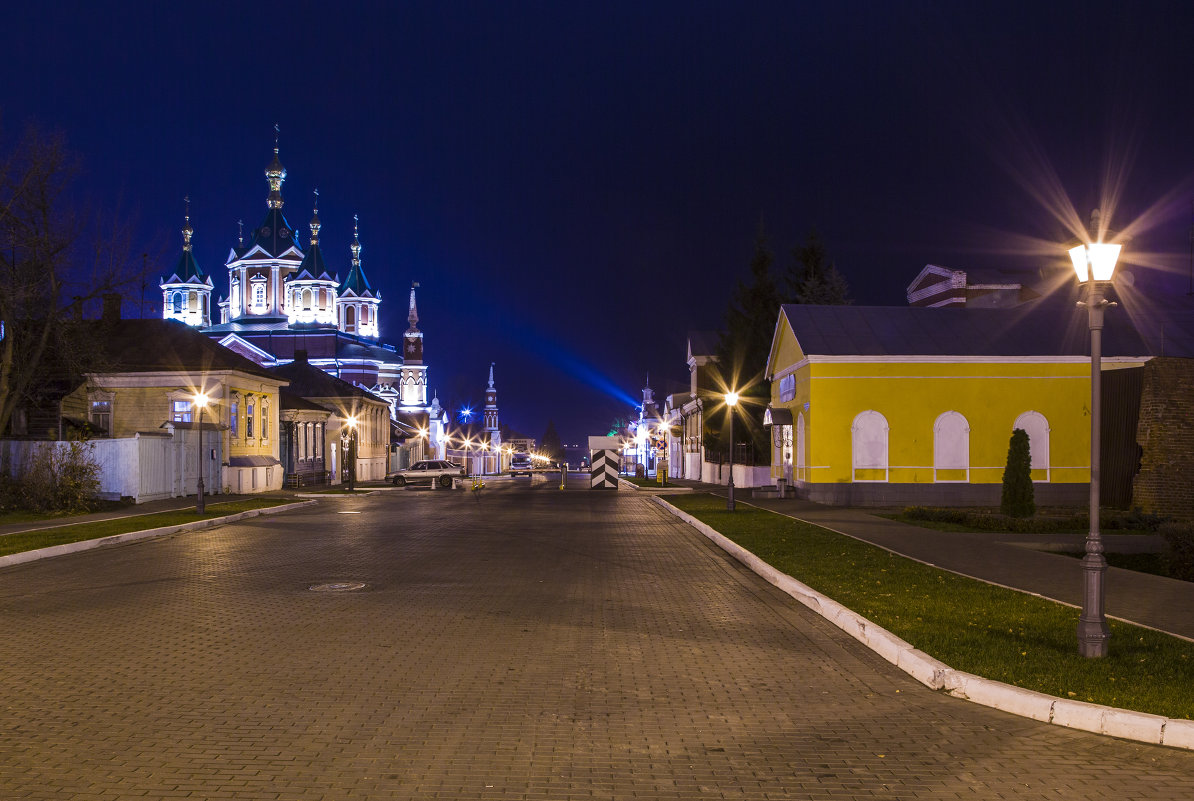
(397, 283, 428, 411)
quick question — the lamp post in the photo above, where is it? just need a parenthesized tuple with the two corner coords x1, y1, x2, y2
(1068, 234, 1121, 658)
(193, 392, 208, 513)
(345, 415, 358, 491)
(725, 391, 739, 511)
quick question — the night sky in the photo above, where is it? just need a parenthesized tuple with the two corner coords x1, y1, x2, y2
(4, 1, 1194, 444)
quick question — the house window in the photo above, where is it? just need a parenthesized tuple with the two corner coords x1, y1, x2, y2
(933, 411, 970, 483)
(261, 404, 269, 440)
(851, 410, 889, 482)
(247, 399, 255, 438)
(90, 400, 112, 434)
(779, 374, 796, 403)
(230, 400, 239, 438)
(172, 400, 193, 423)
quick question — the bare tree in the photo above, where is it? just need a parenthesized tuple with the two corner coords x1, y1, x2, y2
(0, 124, 143, 436)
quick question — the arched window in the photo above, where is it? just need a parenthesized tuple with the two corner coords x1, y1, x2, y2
(1014, 411, 1051, 482)
(345, 305, 356, 331)
(796, 412, 807, 481)
(933, 411, 970, 482)
(172, 292, 183, 313)
(302, 288, 312, 309)
(252, 283, 266, 309)
(851, 410, 889, 482)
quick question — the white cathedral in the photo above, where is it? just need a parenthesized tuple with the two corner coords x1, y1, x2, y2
(157, 139, 469, 460)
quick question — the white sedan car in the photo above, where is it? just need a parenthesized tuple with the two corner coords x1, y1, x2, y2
(391, 460, 465, 488)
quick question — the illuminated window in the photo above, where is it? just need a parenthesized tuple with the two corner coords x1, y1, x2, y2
(247, 399, 255, 438)
(262, 404, 269, 439)
(252, 283, 266, 309)
(90, 400, 111, 434)
(172, 400, 192, 423)
(302, 288, 312, 309)
(230, 400, 239, 438)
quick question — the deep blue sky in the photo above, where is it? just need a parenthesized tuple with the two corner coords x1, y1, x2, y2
(4, 1, 1194, 443)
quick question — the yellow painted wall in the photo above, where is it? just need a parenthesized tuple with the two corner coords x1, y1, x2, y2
(799, 360, 1091, 484)
(766, 315, 1134, 486)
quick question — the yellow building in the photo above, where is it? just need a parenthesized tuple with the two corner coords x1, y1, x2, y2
(764, 303, 1149, 506)
(62, 319, 287, 495)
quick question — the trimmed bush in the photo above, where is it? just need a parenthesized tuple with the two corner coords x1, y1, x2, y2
(1000, 428, 1035, 518)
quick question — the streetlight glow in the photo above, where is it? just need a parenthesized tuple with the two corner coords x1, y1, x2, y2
(1068, 242, 1121, 283)
(725, 391, 739, 407)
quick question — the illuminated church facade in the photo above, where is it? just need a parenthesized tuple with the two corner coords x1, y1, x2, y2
(159, 142, 447, 461)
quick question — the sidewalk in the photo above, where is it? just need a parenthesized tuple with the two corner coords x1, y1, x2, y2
(648, 478, 1194, 641)
(0, 482, 392, 540)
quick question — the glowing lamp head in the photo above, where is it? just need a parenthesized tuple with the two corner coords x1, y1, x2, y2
(725, 391, 739, 407)
(1068, 242, 1121, 283)
(193, 392, 209, 409)
(346, 415, 358, 428)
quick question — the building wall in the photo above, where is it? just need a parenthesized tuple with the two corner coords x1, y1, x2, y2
(1132, 357, 1194, 519)
(75, 371, 284, 494)
(766, 313, 1150, 506)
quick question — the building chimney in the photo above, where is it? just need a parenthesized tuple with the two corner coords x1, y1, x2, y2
(102, 293, 122, 323)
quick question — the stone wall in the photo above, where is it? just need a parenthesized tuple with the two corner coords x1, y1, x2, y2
(1132, 357, 1194, 520)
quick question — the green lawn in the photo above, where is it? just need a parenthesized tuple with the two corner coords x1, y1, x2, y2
(0, 499, 295, 558)
(666, 493, 1194, 721)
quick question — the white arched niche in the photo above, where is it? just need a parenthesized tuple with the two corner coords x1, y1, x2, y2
(851, 410, 889, 482)
(1013, 411, 1050, 482)
(933, 411, 970, 483)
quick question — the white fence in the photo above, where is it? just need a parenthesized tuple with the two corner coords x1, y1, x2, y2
(0, 430, 222, 504)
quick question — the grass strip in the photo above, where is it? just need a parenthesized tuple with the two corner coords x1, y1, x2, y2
(666, 493, 1194, 721)
(0, 499, 294, 557)
(621, 475, 670, 488)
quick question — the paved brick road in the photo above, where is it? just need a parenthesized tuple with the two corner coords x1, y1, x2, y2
(2, 480, 1192, 800)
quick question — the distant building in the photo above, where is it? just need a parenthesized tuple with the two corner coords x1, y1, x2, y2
(906, 264, 1041, 308)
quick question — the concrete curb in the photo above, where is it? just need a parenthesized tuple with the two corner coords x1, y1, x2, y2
(651, 495, 1193, 751)
(0, 500, 316, 570)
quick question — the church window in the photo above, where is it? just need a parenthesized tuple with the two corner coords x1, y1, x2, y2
(302, 288, 312, 309)
(90, 400, 111, 434)
(252, 283, 266, 310)
(247, 399, 255, 438)
(172, 400, 193, 423)
(171, 292, 183, 313)
(345, 305, 356, 331)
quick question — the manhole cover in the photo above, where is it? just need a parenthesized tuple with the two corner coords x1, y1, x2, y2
(309, 582, 366, 592)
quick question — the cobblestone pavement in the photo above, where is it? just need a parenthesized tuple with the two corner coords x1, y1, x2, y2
(2, 479, 1192, 800)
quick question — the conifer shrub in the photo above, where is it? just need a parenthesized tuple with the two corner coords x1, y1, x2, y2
(1000, 428, 1035, 518)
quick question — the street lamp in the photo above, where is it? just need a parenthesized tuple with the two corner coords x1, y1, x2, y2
(1068, 234, 1122, 658)
(192, 391, 208, 513)
(725, 391, 739, 511)
(345, 415, 358, 491)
